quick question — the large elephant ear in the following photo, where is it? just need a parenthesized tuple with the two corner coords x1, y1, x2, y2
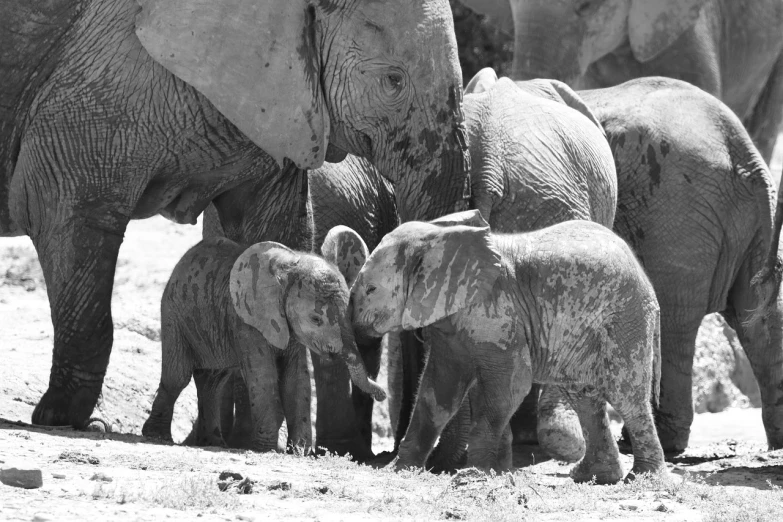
(429, 209, 490, 228)
(457, 0, 514, 36)
(628, 0, 708, 62)
(321, 225, 369, 289)
(230, 242, 300, 350)
(401, 222, 502, 329)
(135, 0, 329, 169)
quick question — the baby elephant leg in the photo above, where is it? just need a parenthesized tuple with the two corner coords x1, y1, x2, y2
(280, 340, 313, 454)
(396, 329, 474, 470)
(143, 318, 192, 442)
(190, 369, 233, 447)
(564, 388, 624, 484)
(538, 385, 586, 463)
(608, 392, 667, 481)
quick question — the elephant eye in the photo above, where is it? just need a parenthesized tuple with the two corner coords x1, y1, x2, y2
(382, 72, 405, 96)
(310, 314, 323, 326)
(366, 284, 377, 295)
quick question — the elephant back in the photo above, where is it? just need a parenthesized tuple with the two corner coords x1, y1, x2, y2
(310, 155, 398, 252)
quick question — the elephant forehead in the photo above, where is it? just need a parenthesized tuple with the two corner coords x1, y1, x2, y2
(291, 282, 344, 324)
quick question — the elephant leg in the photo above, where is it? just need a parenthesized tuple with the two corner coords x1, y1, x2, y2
(508, 385, 540, 444)
(227, 371, 254, 449)
(565, 389, 623, 485)
(723, 259, 783, 450)
(279, 340, 312, 454)
(385, 333, 403, 438)
(351, 335, 382, 451)
(607, 391, 666, 481)
(465, 369, 530, 472)
(497, 423, 513, 471)
(395, 331, 473, 470)
(394, 329, 428, 450)
(311, 351, 370, 460)
(537, 385, 586, 463)
(655, 312, 703, 453)
(744, 52, 783, 164)
(189, 369, 232, 447)
(30, 210, 129, 427)
(426, 396, 471, 474)
(235, 342, 283, 452)
(143, 317, 192, 441)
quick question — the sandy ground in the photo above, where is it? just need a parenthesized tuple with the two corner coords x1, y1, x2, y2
(0, 137, 782, 520)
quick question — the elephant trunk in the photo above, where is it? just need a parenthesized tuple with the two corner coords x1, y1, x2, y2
(338, 319, 387, 402)
(395, 122, 471, 223)
(509, 2, 584, 83)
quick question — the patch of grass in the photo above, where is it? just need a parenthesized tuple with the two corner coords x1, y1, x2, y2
(89, 474, 240, 512)
(700, 480, 783, 522)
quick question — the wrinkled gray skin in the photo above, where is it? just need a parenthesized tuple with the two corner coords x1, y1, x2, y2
(0, 0, 469, 428)
(579, 78, 783, 452)
(392, 69, 618, 470)
(142, 237, 385, 452)
(457, 0, 783, 163)
(352, 211, 666, 484)
(200, 156, 399, 459)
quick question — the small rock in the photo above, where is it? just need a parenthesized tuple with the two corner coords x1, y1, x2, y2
(619, 501, 641, 511)
(655, 502, 671, 513)
(442, 509, 466, 520)
(51, 473, 66, 480)
(236, 515, 255, 522)
(267, 480, 291, 491)
(32, 514, 54, 522)
(90, 472, 113, 483)
(0, 466, 43, 489)
(219, 471, 243, 481)
(315, 485, 329, 494)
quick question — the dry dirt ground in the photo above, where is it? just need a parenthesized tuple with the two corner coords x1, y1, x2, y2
(1, 142, 782, 521)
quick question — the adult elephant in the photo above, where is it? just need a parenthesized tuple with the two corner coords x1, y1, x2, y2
(201, 155, 400, 459)
(456, 0, 783, 163)
(0, 0, 470, 428)
(579, 78, 783, 451)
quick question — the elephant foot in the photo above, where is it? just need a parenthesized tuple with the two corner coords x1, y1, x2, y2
(32, 366, 104, 428)
(141, 420, 173, 442)
(315, 437, 374, 462)
(654, 416, 690, 454)
(570, 457, 624, 485)
(365, 450, 397, 469)
(538, 416, 585, 463)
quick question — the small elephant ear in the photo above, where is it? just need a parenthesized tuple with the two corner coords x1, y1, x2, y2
(401, 223, 502, 329)
(628, 0, 708, 62)
(321, 226, 369, 289)
(135, 0, 329, 169)
(458, 0, 514, 36)
(230, 242, 300, 350)
(429, 210, 490, 229)
(545, 80, 606, 137)
(464, 68, 499, 95)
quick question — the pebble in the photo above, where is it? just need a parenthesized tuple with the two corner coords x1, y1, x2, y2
(51, 473, 66, 480)
(236, 515, 256, 522)
(618, 500, 641, 511)
(32, 514, 54, 522)
(90, 472, 113, 483)
(0, 466, 43, 489)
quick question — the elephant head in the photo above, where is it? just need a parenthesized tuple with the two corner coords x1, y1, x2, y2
(459, 0, 707, 82)
(351, 210, 503, 336)
(230, 240, 386, 401)
(135, 0, 470, 222)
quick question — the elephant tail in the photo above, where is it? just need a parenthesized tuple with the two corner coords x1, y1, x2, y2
(744, 161, 782, 331)
(650, 306, 661, 410)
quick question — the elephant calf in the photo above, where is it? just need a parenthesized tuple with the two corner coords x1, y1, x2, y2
(351, 210, 665, 484)
(142, 227, 386, 452)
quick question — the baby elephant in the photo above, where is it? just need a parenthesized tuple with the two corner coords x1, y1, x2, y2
(351, 210, 665, 484)
(143, 227, 386, 451)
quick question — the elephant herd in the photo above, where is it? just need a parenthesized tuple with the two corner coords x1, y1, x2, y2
(2, 0, 783, 484)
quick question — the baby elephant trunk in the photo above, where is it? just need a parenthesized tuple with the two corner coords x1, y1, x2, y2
(339, 320, 387, 402)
